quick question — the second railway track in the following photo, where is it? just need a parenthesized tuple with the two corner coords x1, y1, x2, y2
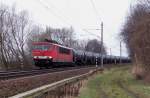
(0, 66, 95, 80)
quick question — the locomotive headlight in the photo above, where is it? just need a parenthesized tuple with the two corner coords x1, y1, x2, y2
(48, 56, 52, 59)
(46, 56, 52, 59)
(34, 56, 37, 59)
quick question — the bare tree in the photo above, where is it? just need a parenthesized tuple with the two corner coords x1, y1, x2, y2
(0, 4, 9, 69)
(0, 4, 33, 69)
(85, 39, 107, 54)
(32, 26, 76, 47)
(121, 0, 150, 79)
(48, 26, 75, 47)
(26, 25, 44, 52)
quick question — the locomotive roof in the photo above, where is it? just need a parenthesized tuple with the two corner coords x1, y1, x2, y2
(32, 42, 73, 50)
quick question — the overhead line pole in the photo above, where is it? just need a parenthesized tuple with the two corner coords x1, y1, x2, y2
(101, 22, 103, 68)
(84, 22, 104, 68)
(110, 48, 112, 55)
(120, 41, 122, 64)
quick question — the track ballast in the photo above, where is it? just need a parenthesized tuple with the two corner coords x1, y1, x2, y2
(0, 66, 95, 80)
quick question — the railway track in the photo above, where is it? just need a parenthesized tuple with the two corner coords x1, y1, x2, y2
(0, 66, 95, 80)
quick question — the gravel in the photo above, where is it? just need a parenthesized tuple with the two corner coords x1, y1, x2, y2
(0, 67, 94, 97)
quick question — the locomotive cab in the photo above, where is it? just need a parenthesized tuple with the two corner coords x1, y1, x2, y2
(32, 42, 74, 68)
(32, 42, 53, 68)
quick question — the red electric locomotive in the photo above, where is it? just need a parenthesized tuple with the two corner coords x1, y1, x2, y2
(32, 42, 73, 68)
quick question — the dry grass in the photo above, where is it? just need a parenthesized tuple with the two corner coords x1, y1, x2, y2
(78, 66, 150, 98)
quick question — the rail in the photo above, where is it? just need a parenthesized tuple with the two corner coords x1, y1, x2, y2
(0, 66, 93, 80)
(10, 68, 102, 98)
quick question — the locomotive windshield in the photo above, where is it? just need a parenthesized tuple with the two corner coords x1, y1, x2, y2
(33, 45, 51, 50)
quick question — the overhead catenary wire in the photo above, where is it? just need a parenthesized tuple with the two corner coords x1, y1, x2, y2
(82, 29, 100, 38)
(89, 0, 128, 56)
(37, 0, 72, 26)
(36, 0, 102, 38)
(36, 0, 127, 56)
(89, 0, 102, 24)
(37, 0, 96, 37)
(42, 0, 74, 25)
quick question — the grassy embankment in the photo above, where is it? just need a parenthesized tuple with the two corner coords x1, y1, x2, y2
(79, 65, 150, 98)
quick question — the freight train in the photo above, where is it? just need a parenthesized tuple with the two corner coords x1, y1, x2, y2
(32, 41, 130, 68)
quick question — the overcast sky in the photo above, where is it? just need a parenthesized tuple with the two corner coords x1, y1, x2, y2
(1, 0, 134, 57)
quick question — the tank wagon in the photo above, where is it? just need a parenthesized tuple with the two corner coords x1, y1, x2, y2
(32, 42, 130, 68)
